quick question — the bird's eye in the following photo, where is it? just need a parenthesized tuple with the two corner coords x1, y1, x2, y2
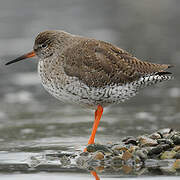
(41, 43, 47, 48)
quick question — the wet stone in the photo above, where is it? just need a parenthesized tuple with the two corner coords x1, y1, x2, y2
(93, 151, 104, 160)
(46, 152, 76, 158)
(173, 159, 180, 169)
(111, 156, 123, 166)
(122, 136, 135, 142)
(157, 139, 174, 147)
(31, 128, 180, 176)
(160, 151, 176, 160)
(135, 149, 148, 160)
(60, 155, 71, 166)
(86, 144, 113, 153)
(122, 150, 132, 161)
(28, 155, 46, 168)
(122, 136, 138, 145)
(174, 153, 180, 159)
(158, 128, 173, 138)
(173, 145, 180, 152)
(149, 132, 161, 140)
(171, 135, 180, 145)
(160, 166, 176, 174)
(160, 144, 171, 151)
(138, 136, 158, 147)
(122, 165, 133, 174)
(129, 145, 139, 153)
(76, 156, 89, 169)
(79, 151, 89, 156)
(147, 145, 163, 156)
(112, 145, 128, 152)
(144, 159, 170, 168)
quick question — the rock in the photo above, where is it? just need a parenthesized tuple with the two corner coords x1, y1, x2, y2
(157, 139, 174, 147)
(171, 135, 180, 145)
(129, 146, 139, 153)
(147, 145, 163, 156)
(160, 166, 176, 174)
(122, 136, 138, 145)
(138, 136, 158, 147)
(158, 128, 173, 138)
(135, 149, 148, 160)
(122, 150, 132, 161)
(93, 151, 104, 160)
(173, 145, 180, 152)
(79, 151, 89, 156)
(160, 144, 171, 151)
(149, 132, 161, 140)
(76, 156, 89, 169)
(160, 151, 176, 160)
(173, 159, 180, 170)
(47, 128, 180, 176)
(111, 156, 123, 167)
(122, 165, 133, 174)
(86, 144, 113, 153)
(112, 145, 128, 152)
(60, 155, 71, 166)
(174, 153, 180, 159)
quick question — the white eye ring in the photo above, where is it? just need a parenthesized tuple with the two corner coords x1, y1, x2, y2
(41, 43, 47, 48)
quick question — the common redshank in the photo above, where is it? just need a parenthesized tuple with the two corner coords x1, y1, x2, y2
(5, 30, 173, 147)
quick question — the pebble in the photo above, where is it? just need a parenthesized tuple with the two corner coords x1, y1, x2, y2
(171, 134, 180, 145)
(147, 145, 163, 156)
(173, 145, 180, 152)
(174, 153, 180, 159)
(84, 129, 180, 175)
(60, 155, 71, 166)
(122, 150, 132, 161)
(87, 144, 113, 153)
(173, 159, 180, 169)
(122, 165, 133, 174)
(135, 149, 148, 160)
(157, 139, 174, 146)
(138, 136, 158, 147)
(158, 128, 173, 138)
(160, 151, 176, 159)
(112, 145, 128, 152)
(122, 136, 138, 145)
(149, 132, 161, 140)
(93, 151, 104, 160)
(30, 128, 180, 176)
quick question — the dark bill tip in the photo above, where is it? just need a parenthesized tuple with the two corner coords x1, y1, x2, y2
(5, 51, 36, 66)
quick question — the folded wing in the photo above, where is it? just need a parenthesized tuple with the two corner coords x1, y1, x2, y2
(62, 39, 172, 88)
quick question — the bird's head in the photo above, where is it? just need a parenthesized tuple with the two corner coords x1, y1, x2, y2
(5, 30, 71, 65)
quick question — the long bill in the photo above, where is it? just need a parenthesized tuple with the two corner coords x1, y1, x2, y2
(5, 51, 36, 65)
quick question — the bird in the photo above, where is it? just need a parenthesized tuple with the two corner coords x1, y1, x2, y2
(5, 30, 173, 149)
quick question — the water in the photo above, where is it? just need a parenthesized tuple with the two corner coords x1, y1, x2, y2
(0, 0, 180, 179)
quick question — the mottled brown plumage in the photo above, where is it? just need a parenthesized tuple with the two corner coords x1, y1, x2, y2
(62, 38, 171, 88)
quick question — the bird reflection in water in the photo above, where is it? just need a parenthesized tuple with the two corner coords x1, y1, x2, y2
(91, 171, 100, 180)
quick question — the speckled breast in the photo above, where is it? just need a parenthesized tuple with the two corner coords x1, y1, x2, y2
(38, 57, 172, 109)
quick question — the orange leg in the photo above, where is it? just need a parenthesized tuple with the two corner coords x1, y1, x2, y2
(91, 171, 100, 180)
(88, 105, 103, 144)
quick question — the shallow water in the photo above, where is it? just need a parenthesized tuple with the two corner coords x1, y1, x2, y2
(0, 0, 180, 179)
